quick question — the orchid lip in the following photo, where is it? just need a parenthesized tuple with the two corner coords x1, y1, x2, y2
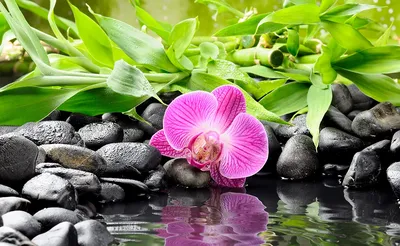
(187, 131, 223, 170)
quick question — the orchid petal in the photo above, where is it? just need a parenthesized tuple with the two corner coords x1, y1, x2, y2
(220, 113, 268, 179)
(164, 91, 218, 150)
(211, 85, 246, 133)
(210, 162, 246, 188)
(150, 130, 187, 158)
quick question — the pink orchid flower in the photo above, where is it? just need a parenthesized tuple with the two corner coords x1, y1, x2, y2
(150, 85, 268, 187)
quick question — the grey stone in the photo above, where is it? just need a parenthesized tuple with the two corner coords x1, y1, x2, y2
(75, 220, 114, 246)
(274, 114, 310, 142)
(387, 162, 400, 199)
(342, 151, 381, 188)
(0, 135, 38, 184)
(277, 135, 320, 180)
(347, 110, 362, 121)
(22, 173, 77, 210)
(75, 201, 96, 219)
(33, 207, 83, 231)
(0, 227, 35, 246)
(260, 122, 281, 172)
(347, 84, 376, 111)
(318, 127, 364, 164)
(325, 106, 353, 133)
(40, 144, 106, 175)
(323, 164, 349, 177)
(138, 103, 166, 135)
(37, 167, 101, 195)
(352, 102, 400, 138)
(391, 130, 400, 158)
(35, 147, 47, 165)
(1, 211, 42, 239)
(164, 159, 211, 188)
(99, 178, 148, 196)
(32, 222, 78, 246)
(0, 126, 17, 136)
(78, 122, 123, 150)
(98, 182, 125, 203)
(363, 139, 391, 154)
(97, 142, 161, 174)
(332, 84, 353, 114)
(35, 162, 63, 171)
(144, 166, 167, 191)
(0, 185, 19, 197)
(123, 127, 144, 142)
(66, 113, 102, 130)
(16, 121, 83, 146)
(0, 197, 30, 216)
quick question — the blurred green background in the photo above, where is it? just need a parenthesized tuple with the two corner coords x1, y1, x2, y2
(28, 0, 399, 38)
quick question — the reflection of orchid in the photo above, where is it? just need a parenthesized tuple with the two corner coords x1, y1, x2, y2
(150, 85, 269, 187)
(157, 190, 269, 245)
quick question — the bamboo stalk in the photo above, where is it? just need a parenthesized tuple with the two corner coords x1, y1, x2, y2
(228, 47, 284, 67)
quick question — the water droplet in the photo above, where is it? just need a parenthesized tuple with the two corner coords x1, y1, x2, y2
(386, 0, 391, 4)
(390, 17, 395, 22)
(393, 25, 397, 30)
(377, 7, 382, 12)
(389, 8, 394, 14)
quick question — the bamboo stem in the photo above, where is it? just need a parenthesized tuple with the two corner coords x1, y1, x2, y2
(228, 47, 284, 67)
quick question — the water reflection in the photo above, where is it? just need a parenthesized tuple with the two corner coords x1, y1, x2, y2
(157, 188, 268, 246)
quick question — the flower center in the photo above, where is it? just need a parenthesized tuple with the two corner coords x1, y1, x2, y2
(188, 131, 223, 169)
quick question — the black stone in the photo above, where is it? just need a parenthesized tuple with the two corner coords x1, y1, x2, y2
(331, 84, 353, 114)
(318, 127, 364, 164)
(33, 207, 83, 231)
(75, 201, 96, 219)
(35, 162, 63, 172)
(342, 151, 381, 188)
(66, 113, 102, 130)
(37, 167, 101, 195)
(260, 122, 281, 172)
(0, 226, 34, 245)
(100, 178, 148, 196)
(159, 91, 181, 104)
(1, 211, 42, 239)
(0, 135, 38, 184)
(22, 173, 77, 210)
(274, 114, 310, 142)
(42, 110, 63, 121)
(164, 159, 211, 188)
(98, 182, 125, 203)
(123, 127, 144, 143)
(276, 135, 320, 180)
(347, 84, 376, 111)
(0, 185, 19, 197)
(78, 122, 123, 150)
(324, 106, 353, 133)
(144, 166, 167, 191)
(347, 110, 362, 120)
(15, 121, 83, 146)
(32, 222, 78, 246)
(323, 164, 349, 177)
(75, 220, 114, 246)
(391, 130, 400, 159)
(352, 102, 400, 139)
(138, 103, 166, 135)
(97, 142, 161, 174)
(0, 197, 30, 216)
(40, 144, 107, 175)
(387, 162, 400, 199)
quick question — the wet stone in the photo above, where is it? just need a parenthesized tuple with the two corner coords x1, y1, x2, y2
(159, 91, 181, 104)
(164, 159, 211, 188)
(274, 114, 310, 143)
(324, 106, 353, 133)
(75, 201, 96, 219)
(0, 185, 19, 197)
(0, 135, 38, 184)
(37, 167, 101, 195)
(347, 110, 362, 121)
(98, 182, 125, 203)
(0, 126, 17, 136)
(40, 144, 106, 175)
(318, 127, 364, 164)
(332, 84, 353, 114)
(277, 135, 320, 180)
(347, 84, 376, 111)
(387, 162, 400, 199)
(97, 142, 161, 174)
(323, 164, 349, 177)
(144, 166, 167, 191)
(123, 127, 144, 143)
(260, 122, 282, 172)
(33, 207, 83, 231)
(15, 121, 83, 146)
(32, 222, 78, 246)
(0, 226, 35, 246)
(138, 103, 167, 136)
(75, 220, 114, 246)
(22, 173, 77, 210)
(100, 177, 148, 196)
(391, 130, 400, 158)
(1, 211, 42, 239)
(78, 122, 123, 150)
(66, 113, 102, 131)
(0, 197, 30, 216)
(35, 162, 63, 172)
(42, 110, 63, 121)
(352, 102, 400, 139)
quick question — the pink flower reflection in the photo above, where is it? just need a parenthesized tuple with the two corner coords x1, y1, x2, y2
(157, 190, 268, 246)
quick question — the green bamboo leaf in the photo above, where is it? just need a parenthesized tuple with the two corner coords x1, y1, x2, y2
(287, 29, 300, 56)
(258, 4, 320, 30)
(92, 13, 178, 72)
(69, 2, 114, 68)
(333, 46, 400, 74)
(276, 69, 311, 82)
(171, 72, 288, 124)
(327, 38, 346, 61)
(0, 13, 10, 42)
(306, 84, 332, 147)
(314, 46, 337, 84)
(259, 82, 311, 116)
(322, 21, 372, 51)
(240, 65, 286, 79)
(337, 69, 400, 106)
(321, 4, 381, 19)
(320, 0, 337, 13)
(258, 79, 288, 94)
(375, 22, 393, 47)
(135, 5, 171, 41)
(0, 30, 14, 55)
(214, 14, 269, 36)
(199, 42, 219, 59)
(106, 60, 157, 99)
(0, 87, 81, 125)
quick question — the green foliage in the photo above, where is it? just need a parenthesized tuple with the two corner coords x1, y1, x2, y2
(1, 0, 399, 146)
